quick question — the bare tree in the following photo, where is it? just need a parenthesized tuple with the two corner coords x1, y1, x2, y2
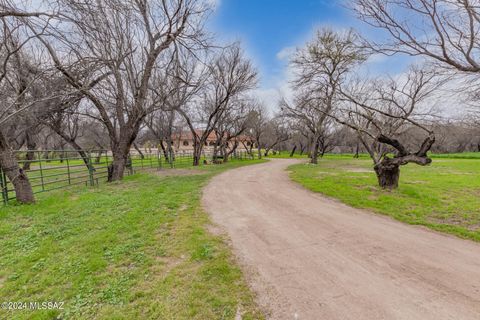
(286, 28, 366, 163)
(147, 47, 207, 163)
(145, 109, 178, 162)
(246, 103, 269, 159)
(37, 0, 209, 181)
(176, 44, 257, 165)
(337, 67, 443, 189)
(262, 117, 290, 156)
(0, 4, 55, 203)
(353, 0, 480, 73)
(352, 0, 480, 123)
(211, 98, 253, 162)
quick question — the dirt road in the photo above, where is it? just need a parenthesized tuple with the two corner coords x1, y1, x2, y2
(202, 159, 480, 320)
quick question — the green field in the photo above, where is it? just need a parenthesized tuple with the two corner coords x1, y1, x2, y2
(288, 156, 480, 241)
(266, 151, 309, 159)
(2, 152, 255, 202)
(430, 152, 480, 159)
(0, 160, 265, 320)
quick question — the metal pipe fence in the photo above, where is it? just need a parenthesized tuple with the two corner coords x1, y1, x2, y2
(0, 149, 256, 204)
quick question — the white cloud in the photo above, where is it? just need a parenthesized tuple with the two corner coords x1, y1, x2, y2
(276, 46, 296, 61)
(365, 53, 388, 65)
(205, 0, 221, 11)
(253, 63, 297, 113)
(253, 88, 282, 113)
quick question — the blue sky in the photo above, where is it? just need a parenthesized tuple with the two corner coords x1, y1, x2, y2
(209, 0, 354, 86)
(208, 0, 412, 109)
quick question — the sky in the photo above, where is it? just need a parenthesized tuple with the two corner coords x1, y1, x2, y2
(207, 0, 412, 111)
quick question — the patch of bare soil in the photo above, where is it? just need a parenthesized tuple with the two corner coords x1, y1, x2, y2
(343, 166, 372, 173)
(428, 216, 480, 231)
(153, 168, 204, 177)
(203, 159, 480, 320)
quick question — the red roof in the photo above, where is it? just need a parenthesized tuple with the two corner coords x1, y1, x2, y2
(172, 130, 217, 141)
(172, 130, 253, 142)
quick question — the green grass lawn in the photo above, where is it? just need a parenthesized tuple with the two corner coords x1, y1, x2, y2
(288, 156, 480, 241)
(0, 160, 266, 320)
(430, 152, 480, 159)
(3, 153, 247, 201)
(270, 151, 480, 160)
(266, 151, 309, 159)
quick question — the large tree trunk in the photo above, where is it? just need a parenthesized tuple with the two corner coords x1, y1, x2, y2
(310, 138, 320, 164)
(108, 124, 143, 181)
(193, 141, 203, 166)
(22, 129, 37, 171)
(0, 131, 35, 203)
(108, 137, 134, 181)
(290, 145, 297, 157)
(108, 151, 127, 182)
(374, 160, 400, 190)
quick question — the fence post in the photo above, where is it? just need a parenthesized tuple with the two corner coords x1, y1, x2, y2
(38, 152, 45, 191)
(0, 167, 8, 205)
(88, 151, 95, 186)
(66, 156, 71, 185)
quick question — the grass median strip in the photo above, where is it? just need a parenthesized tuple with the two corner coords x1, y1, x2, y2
(0, 160, 266, 320)
(288, 156, 480, 242)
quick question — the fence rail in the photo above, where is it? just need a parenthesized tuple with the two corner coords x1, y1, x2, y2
(0, 149, 256, 204)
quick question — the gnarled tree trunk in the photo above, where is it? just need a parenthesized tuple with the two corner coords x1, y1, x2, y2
(0, 131, 35, 203)
(374, 159, 400, 190)
(372, 134, 435, 190)
(22, 129, 37, 171)
(193, 141, 203, 166)
(108, 152, 127, 182)
(310, 137, 320, 164)
(108, 134, 136, 181)
(107, 123, 143, 181)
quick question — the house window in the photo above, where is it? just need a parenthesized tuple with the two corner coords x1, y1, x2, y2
(183, 140, 189, 146)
